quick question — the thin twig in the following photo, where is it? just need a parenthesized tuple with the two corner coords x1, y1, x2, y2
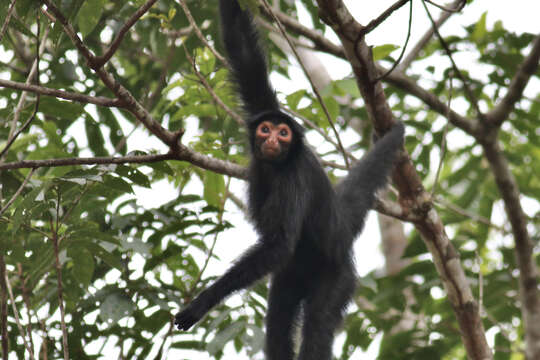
(95, 0, 158, 67)
(177, 0, 227, 65)
(0, 168, 37, 216)
(4, 272, 35, 359)
(183, 45, 244, 126)
(431, 73, 453, 197)
(0, 0, 18, 43)
(4, 26, 49, 162)
(0, 79, 124, 107)
(0, 255, 9, 359)
(51, 193, 69, 360)
(361, 0, 411, 35)
(399, 0, 465, 71)
(424, 0, 465, 12)
(421, 0, 483, 118)
(187, 178, 232, 297)
(434, 196, 508, 233)
(17, 264, 35, 353)
(0, 153, 178, 171)
(375, 0, 413, 81)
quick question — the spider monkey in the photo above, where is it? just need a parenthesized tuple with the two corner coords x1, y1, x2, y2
(174, 1, 405, 359)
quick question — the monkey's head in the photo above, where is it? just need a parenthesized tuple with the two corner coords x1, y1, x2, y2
(248, 111, 304, 163)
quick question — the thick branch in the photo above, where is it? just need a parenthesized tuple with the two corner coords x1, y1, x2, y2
(315, 1, 491, 358)
(40, 0, 176, 146)
(0, 79, 123, 107)
(481, 139, 540, 360)
(0, 151, 247, 179)
(485, 32, 540, 126)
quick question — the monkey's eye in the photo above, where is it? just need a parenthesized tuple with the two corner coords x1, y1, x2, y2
(261, 126, 270, 133)
(279, 129, 289, 137)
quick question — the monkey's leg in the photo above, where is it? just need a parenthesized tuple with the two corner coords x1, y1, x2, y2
(297, 266, 356, 360)
(265, 270, 304, 360)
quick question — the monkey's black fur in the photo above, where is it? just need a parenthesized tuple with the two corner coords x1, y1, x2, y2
(174, 1, 405, 359)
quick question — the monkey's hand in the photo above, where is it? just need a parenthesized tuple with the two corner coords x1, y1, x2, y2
(174, 298, 208, 331)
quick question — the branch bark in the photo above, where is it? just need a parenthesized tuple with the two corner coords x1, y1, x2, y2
(0, 152, 247, 179)
(0, 79, 123, 107)
(315, 1, 492, 358)
(480, 137, 540, 360)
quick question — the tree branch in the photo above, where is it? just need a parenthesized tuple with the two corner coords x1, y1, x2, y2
(361, 0, 411, 36)
(485, 32, 540, 126)
(0, 169, 36, 216)
(4, 272, 35, 359)
(399, 0, 465, 71)
(0, 79, 124, 107)
(259, 5, 346, 59)
(315, 1, 492, 358)
(481, 138, 540, 360)
(177, 0, 227, 65)
(383, 69, 478, 134)
(0, 151, 247, 180)
(183, 45, 244, 126)
(421, 0, 483, 119)
(94, 0, 159, 68)
(40, 0, 176, 146)
(0, 0, 17, 43)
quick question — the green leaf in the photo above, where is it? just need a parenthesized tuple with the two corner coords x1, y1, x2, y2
(322, 96, 340, 122)
(203, 172, 225, 207)
(39, 97, 84, 121)
(472, 12, 487, 43)
(84, 115, 107, 156)
(115, 165, 152, 188)
(286, 90, 307, 110)
(69, 247, 95, 286)
(372, 44, 399, 61)
(99, 292, 135, 324)
(335, 79, 360, 97)
(195, 47, 216, 76)
(207, 321, 245, 355)
(78, 0, 105, 37)
(103, 175, 134, 194)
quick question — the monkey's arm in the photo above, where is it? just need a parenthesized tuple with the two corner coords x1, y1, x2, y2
(174, 238, 294, 330)
(219, 0, 280, 116)
(175, 192, 308, 331)
(336, 121, 405, 236)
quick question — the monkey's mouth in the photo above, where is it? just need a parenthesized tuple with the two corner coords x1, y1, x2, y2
(263, 144, 280, 156)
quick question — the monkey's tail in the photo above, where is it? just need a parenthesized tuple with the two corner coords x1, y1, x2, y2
(336, 121, 405, 237)
(219, 0, 280, 117)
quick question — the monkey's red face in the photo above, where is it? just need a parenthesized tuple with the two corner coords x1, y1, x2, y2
(255, 121, 293, 161)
